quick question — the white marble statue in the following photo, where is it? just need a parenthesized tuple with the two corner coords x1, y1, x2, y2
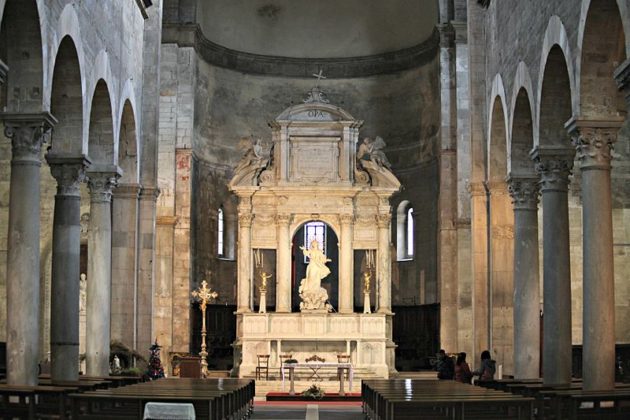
(299, 240, 333, 312)
(230, 136, 269, 186)
(358, 136, 392, 170)
(79, 273, 87, 313)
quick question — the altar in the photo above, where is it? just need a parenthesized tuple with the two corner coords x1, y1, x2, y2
(229, 86, 401, 379)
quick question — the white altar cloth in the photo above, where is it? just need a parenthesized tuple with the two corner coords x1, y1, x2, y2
(281, 362, 354, 394)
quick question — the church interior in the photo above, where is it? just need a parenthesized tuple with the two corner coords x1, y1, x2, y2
(1, 0, 630, 418)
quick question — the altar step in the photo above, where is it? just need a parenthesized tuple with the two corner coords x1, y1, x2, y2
(253, 379, 362, 400)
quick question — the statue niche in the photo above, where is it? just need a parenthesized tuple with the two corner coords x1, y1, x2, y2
(298, 239, 333, 312)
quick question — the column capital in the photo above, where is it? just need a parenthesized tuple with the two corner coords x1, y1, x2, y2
(614, 58, 630, 106)
(377, 213, 391, 228)
(340, 214, 354, 225)
(114, 183, 142, 199)
(276, 213, 291, 225)
(46, 154, 91, 197)
(1, 112, 57, 163)
(87, 165, 122, 203)
(530, 146, 575, 193)
(507, 174, 540, 211)
(566, 117, 624, 171)
(486, 181, 509, 196)
(437, 23, 455, 48)
(139, 186, 160, 201)
(239, 213, 254, 228)
(466, 181, 487, 197)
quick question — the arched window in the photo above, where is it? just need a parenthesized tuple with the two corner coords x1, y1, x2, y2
(397, 201, 414, 261)
(217, 207, 224, 257)
(303, 221, 326, 263)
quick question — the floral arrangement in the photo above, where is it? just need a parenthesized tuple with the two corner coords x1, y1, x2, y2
(302, 384, 325, 400)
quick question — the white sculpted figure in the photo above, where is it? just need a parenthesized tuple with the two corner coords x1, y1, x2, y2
(299, 240, 333, 312)
(230, 136, 269, 186)
(358, 136, 391, 170)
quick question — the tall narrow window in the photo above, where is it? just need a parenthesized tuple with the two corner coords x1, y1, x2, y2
(217, 207, 224, 256)
(406, 207, 414, 257)
(304, 221, 326, 263)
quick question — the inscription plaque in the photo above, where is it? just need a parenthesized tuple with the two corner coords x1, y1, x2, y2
(289, 137, 340, 183)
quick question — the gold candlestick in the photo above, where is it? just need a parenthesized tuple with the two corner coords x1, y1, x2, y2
(191, 280, 218, 378)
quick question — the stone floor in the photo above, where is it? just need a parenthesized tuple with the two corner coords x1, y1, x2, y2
(251, 403, 364, 420)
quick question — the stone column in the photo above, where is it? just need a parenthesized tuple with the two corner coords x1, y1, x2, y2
(111, 183, 141, 348)
(237, 213, 253, 313)
(1, 113, 55, 385)
(507, 175, 541, 379)
(86, 168, 120, 376)
(276, 214, 291, 312)
(137, 186, 159, 353)
(377, 213, 392, 314)
(47, 155, 89, 382)
(338, 214, 354, 313)
(531, 146, 574, 386)
(568, 119, 623, 391)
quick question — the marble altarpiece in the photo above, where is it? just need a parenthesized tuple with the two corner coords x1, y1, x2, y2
(229, 88, 400, 378)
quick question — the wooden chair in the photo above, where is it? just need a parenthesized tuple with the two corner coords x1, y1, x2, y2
(337, 354, 351, 381)
(255, 354, 270, 380)
(279, 354, 293, 379)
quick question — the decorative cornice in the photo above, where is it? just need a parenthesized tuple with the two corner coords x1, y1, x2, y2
(507, 175, 540, 211)
(467, 181, 487, 197)
(530, 146, 575, 193)
(114, 183, 142, 199)
(1, 112, 57, 163)
(163, 23, 439, 78)
(47, 155, 90, 197)
(140, 186, 161, 201)
(566, 117, 623, 171)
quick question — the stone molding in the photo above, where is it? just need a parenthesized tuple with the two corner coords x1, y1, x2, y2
(114, 183, 142, 199)
(507, 175, 540, 211)
(46, 155, 90, 197)
(157, 215, 177, 226)
(239, 213, 254, 228)
(566, 118, 624, 171)
(614, 58, 630, 106)
(1, 112, 57, 163)
(163, 23, 439, 78)
(438, 23, 456, 48)
(530, 146, 575, 193)
(87, 170, 121, 203)
(139, 186, 160, 201)
(466, 181, 487, 197)
(486, 181, 509, 196)
(377, 213, 391, 228)
(340, 214, 354, 225)
(276, 213, 291, 225)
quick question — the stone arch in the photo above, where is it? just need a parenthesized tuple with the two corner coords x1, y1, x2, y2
(578, 0, 630, 60)
(87, 79, 116, 166)
(538, 45, 574, 147)
(534, 16, 577, 143)
(85, 50, 115, 156)
(118, 99, 138, 183)
(49, 35, 83, 155)
(509, 62, 537, 171)
(487, 90, 515, 374)
(0, 0, 45, 112)
(510, 88, 535, 175)
(576, 0, 627, 119)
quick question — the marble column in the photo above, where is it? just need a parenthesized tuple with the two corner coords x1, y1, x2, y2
(507, 175, 541, 379)
(137, 186, 159, 353)
(338, 214, 354, 313)
(2, 113, 55, 385)
(568, 119, 622, 391)
(377, 213, 392, 314)
(237, 213, 253, 313)
(47, 155, 89, 382)
(531, 146, 574, 386)
(86, 168, 120, 376)
(111, 183, 141, 348)
(276, 214, 291, 312)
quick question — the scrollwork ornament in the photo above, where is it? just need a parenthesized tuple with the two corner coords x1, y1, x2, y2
(572, 127, 616, 170)
(87, 172, 119, 203)
(238, 213, 254, 227)
(377, 213, 391, 228)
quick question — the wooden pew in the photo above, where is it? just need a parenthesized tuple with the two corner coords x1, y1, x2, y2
(0, 384, 79, 419)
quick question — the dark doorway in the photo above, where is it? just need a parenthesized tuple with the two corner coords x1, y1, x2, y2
(291, 221, 339, 312)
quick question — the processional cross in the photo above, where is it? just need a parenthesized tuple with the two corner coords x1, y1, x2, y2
(191, 280, 218, 377)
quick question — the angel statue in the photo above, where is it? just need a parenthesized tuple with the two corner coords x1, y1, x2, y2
(229, 136, 269, 187)
(358, 136, 391, 170)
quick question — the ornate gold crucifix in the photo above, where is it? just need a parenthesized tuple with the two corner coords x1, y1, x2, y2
(191, 280, 218, 378)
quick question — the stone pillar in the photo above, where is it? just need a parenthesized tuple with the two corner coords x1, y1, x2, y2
(47, 155, 89, 382)
(568, 119, 623, 391)
(507, 175, 541, 379)
(1, 113, 55, 385)
(110, 183, 141, 348)
(86, 168, 120, 376)
(137, 186, 159, 353)
(531, 146, 574, 386)
(377, 213, 392, 314)
(338, 214, 354, 313)
(276, 214, 291, 312)
(237, 213, 253, 313)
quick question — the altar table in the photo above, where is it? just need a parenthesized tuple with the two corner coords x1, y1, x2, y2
(281, 362, 354, 396)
